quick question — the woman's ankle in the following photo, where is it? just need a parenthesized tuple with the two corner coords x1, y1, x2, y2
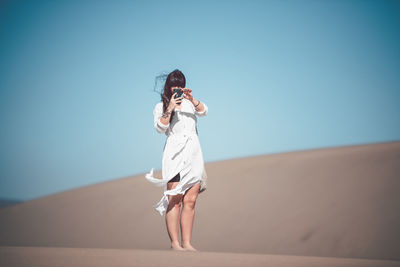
(171, 241, 182, 247)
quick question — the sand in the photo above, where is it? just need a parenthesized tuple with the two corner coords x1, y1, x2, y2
(1, 246, 400, 267)
(1, 141, 399, 266)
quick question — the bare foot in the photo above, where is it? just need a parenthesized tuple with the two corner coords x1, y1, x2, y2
(171, 242, 185, 251)
(182, 243, 198, 252)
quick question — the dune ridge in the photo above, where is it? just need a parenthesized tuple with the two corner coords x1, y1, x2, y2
(0, 141, 399, 265)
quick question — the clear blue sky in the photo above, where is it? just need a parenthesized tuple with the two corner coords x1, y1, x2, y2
(0, 0, 399, 201)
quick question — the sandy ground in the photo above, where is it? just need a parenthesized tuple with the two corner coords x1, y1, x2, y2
(1, 246, 400, 267)
(1, 141, 399, 266)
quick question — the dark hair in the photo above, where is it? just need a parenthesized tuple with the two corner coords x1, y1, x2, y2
(161, 69, 186, 122)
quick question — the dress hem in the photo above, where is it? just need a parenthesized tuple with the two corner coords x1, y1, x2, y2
(145, 168, 206, 216)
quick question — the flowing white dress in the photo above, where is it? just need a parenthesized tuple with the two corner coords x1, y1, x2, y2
(145, 98, 208, 216)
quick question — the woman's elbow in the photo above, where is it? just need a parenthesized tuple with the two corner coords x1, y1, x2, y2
(196, 112, 207, 117)
(154, 121, 169, 133)
(154, 125, 165, 133)
(196, 106, 208, 117)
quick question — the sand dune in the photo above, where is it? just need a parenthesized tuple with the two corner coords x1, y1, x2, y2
(0, 141, 399, 265)
(1, 246, 399, 267)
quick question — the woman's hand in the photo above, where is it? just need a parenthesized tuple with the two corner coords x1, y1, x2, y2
(168, 91, 183, 111)
(183, 88, 201, 107)
(183, 88, 193, 102)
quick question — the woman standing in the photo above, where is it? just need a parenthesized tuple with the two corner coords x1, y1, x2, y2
(145, 69, 208, 252)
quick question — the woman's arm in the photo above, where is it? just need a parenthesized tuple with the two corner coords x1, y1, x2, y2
(153, 94, 182, 133)
(153, 104, 171, 133)
(191, 97, 208, 116)
(159, 106, 174, 126)
(183, 88, 208, 117)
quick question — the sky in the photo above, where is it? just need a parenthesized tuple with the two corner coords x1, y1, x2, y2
(0, 0, 399, 201)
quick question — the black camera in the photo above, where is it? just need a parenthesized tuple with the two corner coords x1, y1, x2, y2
(173, 88, 184, 104)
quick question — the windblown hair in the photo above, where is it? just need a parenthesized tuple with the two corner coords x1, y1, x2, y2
(160, 69, 186, 122)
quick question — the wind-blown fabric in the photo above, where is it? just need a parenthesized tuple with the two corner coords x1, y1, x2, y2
(145, 98, 208, 216)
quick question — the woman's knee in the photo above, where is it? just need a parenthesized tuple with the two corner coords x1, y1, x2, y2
(183, 194, 197, 208)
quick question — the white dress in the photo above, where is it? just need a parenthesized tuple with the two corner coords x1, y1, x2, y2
(145, 98, 208, 216)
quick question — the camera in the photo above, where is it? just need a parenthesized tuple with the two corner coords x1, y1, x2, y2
(173, 88, 184, 104)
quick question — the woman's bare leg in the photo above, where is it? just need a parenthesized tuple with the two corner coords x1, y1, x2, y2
(165, 181, 184, 251)
(181, 181, 201, 251)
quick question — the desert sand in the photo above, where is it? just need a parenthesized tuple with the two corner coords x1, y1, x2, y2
(1, 141, 399, 266)
(2, 246, 400, 267)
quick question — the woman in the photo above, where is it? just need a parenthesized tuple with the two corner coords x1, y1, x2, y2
(145, 69, 208, 252)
